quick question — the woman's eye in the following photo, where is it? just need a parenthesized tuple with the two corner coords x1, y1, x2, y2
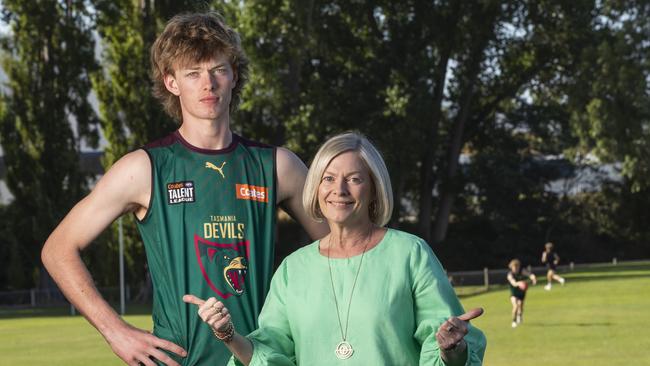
(322, 176, 334, 182)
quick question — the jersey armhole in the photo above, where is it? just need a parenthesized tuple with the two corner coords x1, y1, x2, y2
(134, 148, 155, 224)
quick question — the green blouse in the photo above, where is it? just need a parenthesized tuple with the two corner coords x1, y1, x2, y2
(230, 229, 486, 365)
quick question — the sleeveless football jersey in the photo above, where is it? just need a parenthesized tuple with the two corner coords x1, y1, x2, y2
(137, 131, 277, 365)
(508, 269, 528, 299)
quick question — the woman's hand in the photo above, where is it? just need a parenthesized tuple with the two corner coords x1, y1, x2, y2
(182, 294, 232, 333)
(182, 294, 254, 365)
(436, 308, 484, 364)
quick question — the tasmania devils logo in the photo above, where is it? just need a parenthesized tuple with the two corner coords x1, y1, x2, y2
(194, 234, 250, 299)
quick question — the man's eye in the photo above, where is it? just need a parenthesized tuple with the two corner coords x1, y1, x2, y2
(211, 68, 227, 75)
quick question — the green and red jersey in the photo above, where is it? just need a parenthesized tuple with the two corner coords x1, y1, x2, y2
(137, 131, 277, 365)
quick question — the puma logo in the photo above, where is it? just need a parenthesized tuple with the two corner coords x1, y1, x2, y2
(205, 161, 226, 179)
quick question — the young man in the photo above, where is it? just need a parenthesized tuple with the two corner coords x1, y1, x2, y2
(541, 242, 566, 290)
(41, 12, 327, 366)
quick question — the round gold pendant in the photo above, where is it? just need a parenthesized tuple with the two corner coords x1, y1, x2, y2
(335, 341, 353, 359)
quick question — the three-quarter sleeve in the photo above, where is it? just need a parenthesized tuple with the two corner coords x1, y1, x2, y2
(230, 259, 297, 366)
(410, 240, 487, 366)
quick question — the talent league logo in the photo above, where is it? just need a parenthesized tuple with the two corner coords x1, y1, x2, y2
(167, 181, 195, 204)
(194, 234, 249, 299)
(205, 161, 227, 178)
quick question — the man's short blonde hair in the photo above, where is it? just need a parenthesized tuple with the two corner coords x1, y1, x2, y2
(150, 12, 249, 121)
(302, 132, 393, 227)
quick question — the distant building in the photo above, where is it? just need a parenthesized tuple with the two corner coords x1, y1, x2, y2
(530, 154, 622, 195)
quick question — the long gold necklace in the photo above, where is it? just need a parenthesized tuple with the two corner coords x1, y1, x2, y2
(326, 228, 372, 360)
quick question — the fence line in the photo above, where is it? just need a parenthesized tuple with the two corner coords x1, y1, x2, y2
(0, 286, 131, 314)
(446, 257, 641, 289)
(0, 258, 645, 311)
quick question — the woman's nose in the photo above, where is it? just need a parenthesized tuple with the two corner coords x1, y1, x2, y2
(333, 180, 349, 195)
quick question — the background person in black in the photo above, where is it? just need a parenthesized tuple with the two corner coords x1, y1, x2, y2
(507, 259, 536, 328)
(541, 242, 566, 290)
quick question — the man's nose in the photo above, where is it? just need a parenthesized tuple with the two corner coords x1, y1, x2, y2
(203, 72, 218, 90)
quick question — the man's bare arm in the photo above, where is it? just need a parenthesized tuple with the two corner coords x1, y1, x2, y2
(276, 147, 329, 240)
(41, 150, 186, 366)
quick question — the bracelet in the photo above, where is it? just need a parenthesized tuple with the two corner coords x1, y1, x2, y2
(212, 320, 235, 343)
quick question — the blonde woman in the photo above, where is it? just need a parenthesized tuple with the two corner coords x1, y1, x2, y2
(185, 132, 487, 365)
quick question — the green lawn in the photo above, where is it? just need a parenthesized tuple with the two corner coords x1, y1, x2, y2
(462, 262, 650, 366)
(0, 262, 648, 365)
(0, 309, 152, 365)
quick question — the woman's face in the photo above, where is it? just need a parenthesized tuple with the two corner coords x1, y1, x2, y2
(318, 151, 374, 227)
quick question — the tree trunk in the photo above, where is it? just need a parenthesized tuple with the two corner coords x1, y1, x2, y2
(432, 84, 476, 243)
(417, 48, 452, 242)
(416, 1, 462, 243)
(430, 3, 499, 243)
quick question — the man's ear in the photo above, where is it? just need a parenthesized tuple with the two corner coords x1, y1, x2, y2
(164, 73, 181, 96)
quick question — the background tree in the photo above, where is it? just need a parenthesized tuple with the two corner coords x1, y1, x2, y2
(560, 1, 650, 262)
(1, 0, 649, 292)
(566, 2, 650, 192)
(0, 0, 99, 289)
(88, 0, 203, 293)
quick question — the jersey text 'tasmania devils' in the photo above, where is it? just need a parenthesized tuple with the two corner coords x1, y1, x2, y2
(137, 131, 276, 365)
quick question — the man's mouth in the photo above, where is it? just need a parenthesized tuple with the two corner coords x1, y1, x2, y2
(200, 96, 219, 103)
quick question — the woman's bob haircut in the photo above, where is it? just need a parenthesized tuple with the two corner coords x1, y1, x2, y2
(302, 132, 393, 227)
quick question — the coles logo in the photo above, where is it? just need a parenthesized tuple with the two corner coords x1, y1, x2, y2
(236, 184, 268, 203)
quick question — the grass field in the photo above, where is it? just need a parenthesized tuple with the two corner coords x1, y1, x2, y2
(463, 261, 650, 366)
(0, 261, 648, 365)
